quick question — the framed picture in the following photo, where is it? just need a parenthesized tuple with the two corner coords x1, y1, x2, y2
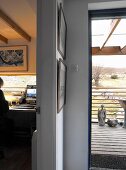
(0, 45, 28, 72)
(58, 3, 67, 59)
(57, 59, 67, 113)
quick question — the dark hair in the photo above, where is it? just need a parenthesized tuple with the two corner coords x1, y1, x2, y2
(0, 77, 4, 87)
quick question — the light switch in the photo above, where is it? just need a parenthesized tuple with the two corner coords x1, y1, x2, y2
(70, 64, 79, 72)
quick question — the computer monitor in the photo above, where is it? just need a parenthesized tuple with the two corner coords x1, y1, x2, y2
(26, 85, 36, 98)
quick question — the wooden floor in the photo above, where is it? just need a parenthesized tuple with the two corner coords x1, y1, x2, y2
(91, 123, 126, 156)
(0, 142, 31, 170)
(90, 168, 121, 170)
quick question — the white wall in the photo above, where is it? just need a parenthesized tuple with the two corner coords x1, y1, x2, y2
(37, 0, 64, 170)
(56, 1, 64, 170)
(37, 0, 56, 169)
(64, 1, 89, 170)
(37, 0, 126, 170)
(63, 0, 126, 170)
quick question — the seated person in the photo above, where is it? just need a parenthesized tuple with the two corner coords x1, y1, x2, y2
(19, 88, 26, 104)
(0, 77, 13, 159)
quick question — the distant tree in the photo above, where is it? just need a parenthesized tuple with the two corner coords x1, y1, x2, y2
(111, 74, 118, 79)
(92, 65, 104, 87)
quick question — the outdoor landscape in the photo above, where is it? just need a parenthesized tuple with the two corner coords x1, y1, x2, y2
(92, 66, 126, 87)
(91, 18, 126, 169)
(92, 59, 126, 122)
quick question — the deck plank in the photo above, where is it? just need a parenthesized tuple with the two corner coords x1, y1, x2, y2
(91, 124, 126, 156)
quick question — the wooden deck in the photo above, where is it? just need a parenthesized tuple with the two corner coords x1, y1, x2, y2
(91, 123, 126, 156)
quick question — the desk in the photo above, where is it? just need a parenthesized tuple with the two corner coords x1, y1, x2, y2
(7, 105, 36, 139)
(10, 103, 36, 110)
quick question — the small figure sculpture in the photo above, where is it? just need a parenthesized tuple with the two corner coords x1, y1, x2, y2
(107, 119, 118, 127)
(98, 104, 106, 126)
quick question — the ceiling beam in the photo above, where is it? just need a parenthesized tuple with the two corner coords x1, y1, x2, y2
(92, 46, 122, 55)
(100, 19, 121, 49)
(0, 34, 8, 44)
(92, 47, 100, 55)
(121, 46, 126, 54)
(0, 9, 31, 42)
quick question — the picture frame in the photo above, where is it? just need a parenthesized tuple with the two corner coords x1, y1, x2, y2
(0, 45, 28, 72)
(58, 3, 67, 59)
(57, 59, 67, 113)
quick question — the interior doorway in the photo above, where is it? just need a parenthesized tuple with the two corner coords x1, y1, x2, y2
(0, 1, 37, 170)
(89, 8, 126, 170)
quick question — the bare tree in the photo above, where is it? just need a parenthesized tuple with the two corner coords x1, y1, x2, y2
(92, 65, 104, 87)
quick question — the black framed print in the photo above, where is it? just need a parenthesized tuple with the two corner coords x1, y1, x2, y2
(57, 59, 67, 113)
(58, 3, 67, 59)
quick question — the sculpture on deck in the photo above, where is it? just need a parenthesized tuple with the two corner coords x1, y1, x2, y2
(98, 104, 106, 126)
(107, 119, 118, 127)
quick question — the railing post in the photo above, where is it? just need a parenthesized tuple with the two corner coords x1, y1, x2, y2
(123, 109, 126, 128)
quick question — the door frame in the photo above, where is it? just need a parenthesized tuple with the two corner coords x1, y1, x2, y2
(88, 8, 126, 169)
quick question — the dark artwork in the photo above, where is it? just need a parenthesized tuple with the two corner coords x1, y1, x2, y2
(0, 49, 24, 67)
(57, 59, 67, 113)
(58, 3, 67, 59)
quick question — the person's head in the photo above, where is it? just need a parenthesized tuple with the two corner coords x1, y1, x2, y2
(0, 77, 4, 88)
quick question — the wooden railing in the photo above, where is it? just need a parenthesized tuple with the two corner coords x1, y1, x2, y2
(92, 87, 126, 122)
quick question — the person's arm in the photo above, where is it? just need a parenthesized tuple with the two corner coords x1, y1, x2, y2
(0, 89, 5, 100)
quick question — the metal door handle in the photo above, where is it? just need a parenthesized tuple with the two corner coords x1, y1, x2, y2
(35, 107, 40, 114)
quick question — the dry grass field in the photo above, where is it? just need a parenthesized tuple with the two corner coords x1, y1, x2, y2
(92, 66, 126, 88)
(98, 77, 126, 88)
(92, 72, 126, 122)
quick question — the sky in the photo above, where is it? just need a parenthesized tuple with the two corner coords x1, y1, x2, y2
(92, 55, 126, 68)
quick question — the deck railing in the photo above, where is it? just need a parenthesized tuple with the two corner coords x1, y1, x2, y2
(92, 87, 126, 122)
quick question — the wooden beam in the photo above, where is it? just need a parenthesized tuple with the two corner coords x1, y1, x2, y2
(0, 34, 8, 44)
(92, 46, 122, 55)
(121, 46, 126, 54)
(100, 19, 121, 49)
(0, 9, 31, 41)
(92, 47, 100, 55)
